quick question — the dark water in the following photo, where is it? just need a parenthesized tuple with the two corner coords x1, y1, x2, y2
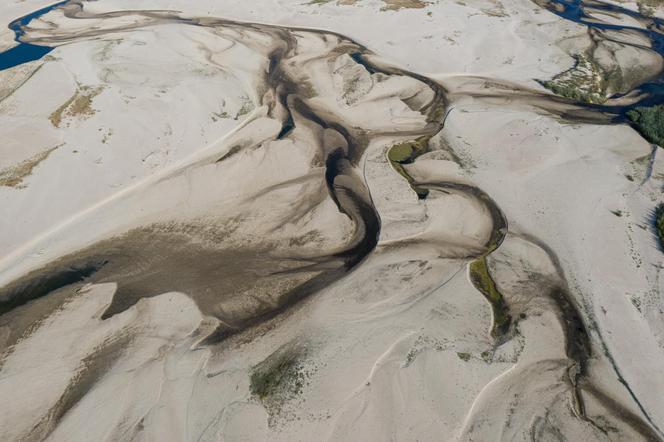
(0, 1, 67, 72)
(0, 261, 106, 315)
(543, 0, 664, 112)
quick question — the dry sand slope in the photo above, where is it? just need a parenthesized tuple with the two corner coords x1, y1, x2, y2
(0, 0, 663, 440)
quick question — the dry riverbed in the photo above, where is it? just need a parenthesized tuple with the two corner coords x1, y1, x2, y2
(0, 0, 664, 440)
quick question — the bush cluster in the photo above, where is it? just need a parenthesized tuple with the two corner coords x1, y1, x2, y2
(627, 105, 664, 147)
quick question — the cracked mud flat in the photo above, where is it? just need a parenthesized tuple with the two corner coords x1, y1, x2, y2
(1, 0, 664, 440)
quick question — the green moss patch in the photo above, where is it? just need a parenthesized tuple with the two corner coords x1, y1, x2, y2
(249, 342, 311, 423)
(250, 348, 306, 400)
(387, 136, 430, 198)
(469, 256, 511, 338)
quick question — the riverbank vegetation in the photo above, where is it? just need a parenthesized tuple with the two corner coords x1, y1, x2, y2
(469, 256, 511, 338)
(627, 105, 664, 147)
(387, 137, 430, 198)
(540, 54, 608, 104)
(655, 203, 664, 250)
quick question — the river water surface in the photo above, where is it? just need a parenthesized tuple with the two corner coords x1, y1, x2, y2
(0, 1, 66, 71)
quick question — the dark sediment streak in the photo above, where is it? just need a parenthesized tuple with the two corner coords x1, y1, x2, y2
(0, 11, 406, 342)
(0, 261, 106, 316)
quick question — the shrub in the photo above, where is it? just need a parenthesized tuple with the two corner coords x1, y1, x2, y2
(627, 105, 664, 147)
(655, 203, 664, 250)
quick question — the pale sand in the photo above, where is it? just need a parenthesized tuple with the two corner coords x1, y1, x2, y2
(0, 0, 663, 440)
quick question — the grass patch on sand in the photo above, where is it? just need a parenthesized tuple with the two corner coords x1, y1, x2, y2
(50, 86, 102, 128)
(382, 0, 430, 9)
(387, 136, 430, 198)
(249, 342, 311, 424)
(0, 146, 59, 188)
(627, 105, 664, 147)
(250, 354, 305, 400)
(469, 256, 511, 338)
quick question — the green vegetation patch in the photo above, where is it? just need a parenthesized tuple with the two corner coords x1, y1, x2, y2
(627, 105, 664, 147)
(655, 203, 664, 250)
(388, 142, 417, 162)
(428, 102, 446, 124)
(540, 54, 608, 104)
(469, 256, 511, 338)
(250, 348, 306, 400)
(387, 136, 430, 198)
(249, 342, 311, 424)
(456, 352, 471, 362)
